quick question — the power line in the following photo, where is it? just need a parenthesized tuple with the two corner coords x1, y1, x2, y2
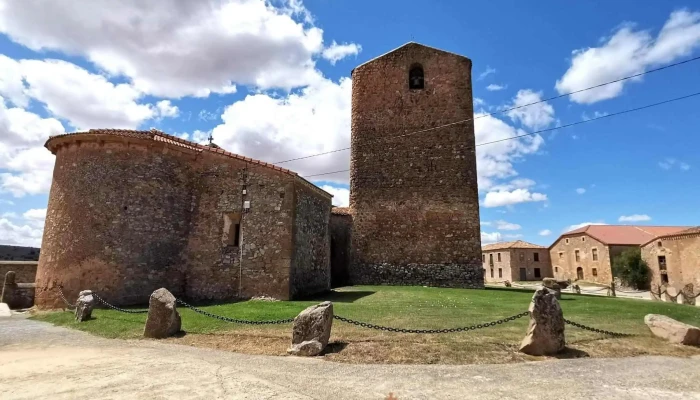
(302, 90, 700, 178)
(275, 54, 700, 166)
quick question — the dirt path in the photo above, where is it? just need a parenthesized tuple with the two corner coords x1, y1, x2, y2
(2, 317, 700, 399)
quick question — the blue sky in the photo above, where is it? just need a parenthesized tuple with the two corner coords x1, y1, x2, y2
(0, 0, 699, 247)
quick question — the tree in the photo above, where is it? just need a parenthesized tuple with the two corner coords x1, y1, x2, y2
(612, 248, 651, 290)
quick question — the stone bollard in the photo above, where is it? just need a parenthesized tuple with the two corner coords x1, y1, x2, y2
(288, 301, 334, 356)
(519, 287, 565, 356)
(144, 288, 181, 339)
(1, 271, 16, 304)
(677, 293, 684, 305)
(74, 290, 96, 322)
(542, 278, 561, 299)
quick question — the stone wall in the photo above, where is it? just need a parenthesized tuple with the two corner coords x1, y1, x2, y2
(329, 209, 352, 288)
(481, 248, 551, 282)
(349, 43, 482, 288)
(289, 181, 332, 299)
(183, 153, 297, 301)
(0, 261, 37, 283)
(642, 234, 700, 298)
(1, 271, 35, 309)
(36, 138, 194, 308)
(482, 250, 512, 283)
(550, 234, 629, 284)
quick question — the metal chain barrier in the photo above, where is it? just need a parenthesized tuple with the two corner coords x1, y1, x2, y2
(57, 286, 76, 309)
(175, 298, 294, 325)
(564, 318, 633, 337)
(92, 292, 149, 314)
(333, 311, 530, 334)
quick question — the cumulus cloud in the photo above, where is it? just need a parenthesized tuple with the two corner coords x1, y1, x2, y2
(481, 231, 502, 244)
(155, 100, 179, 118)
(495, 220, 521, 230)
(0, 208, 45, 247)
(505, 89, 555, 130)
(563, 221, 607, 233)
(486, 84, 507, 91)
(539, 229, 552, 236)
(478, 66, 496, 80)
(483, 189, 548, 208)
(322, 41, 362, 65)
(0, 0, 361, 97)
(211, 76, 352, 184)
(320, 185, 349, 207)
(555, 9, 700, 104)
(576, 188, 586, 194)
(618, 214, 651, 222)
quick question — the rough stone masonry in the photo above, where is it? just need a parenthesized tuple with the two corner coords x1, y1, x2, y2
(343, 42, 483, 289)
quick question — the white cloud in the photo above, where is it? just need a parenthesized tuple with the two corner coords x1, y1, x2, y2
(0, 96, 65, 197)
(478, 66, 496, 80)
(481, 231, 502, 244)
(563, 221, 607, 233)
(618, 214, 651, 222)
(0, 207, 45, 247)
(322, 41, 362, 65)
(320, 185, 349, 207)
(0, 0, 360, 97)
(495, 220, 521, 230)
(504, 234, 523, 239)
(539, 229, 552, 236)
(659, 157, 691, 171)
(483, 189, 548, 208)
(576, 188, 586, 194)
(581, 111, 609, 121)
(155, 100, 179, 118)
(505, 89, 555, 130)
(486, 84, 507, 91)
(474, 97, 486, 107)
(480, 221, 492, 226)
(555, 9, 700, 104)
(474, 113, 544, 190)
(211, 76, 352, 184)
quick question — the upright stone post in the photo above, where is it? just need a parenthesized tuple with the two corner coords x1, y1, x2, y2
(542, 278, 561, 299)
(677, 293, 684, 305)
(1, 271, 16, 305)
(74, 290, 95, 322)
(144, 288, 181, 339)
(519, 287, 565, 356)
(288, 301, 334, 356)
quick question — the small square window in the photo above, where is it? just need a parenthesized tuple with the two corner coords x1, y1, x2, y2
(592, 268, 598, 277)
(582, 237, 586, 242)
(558, 252, 563, 259)
(534, 252, 540, 262)
(565, 238, 570, 244)
(534, 268, 541, 278)
(555, 266, 559, 273)
(657, 241, 663, 248)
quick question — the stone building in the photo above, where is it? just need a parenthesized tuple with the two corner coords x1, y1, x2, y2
(641, 227, 700, 294)
(481, 241, 551, 283)
(340, 42, 483, 288)
(550, 225, 689, 285)
(35, 129, 332, 309)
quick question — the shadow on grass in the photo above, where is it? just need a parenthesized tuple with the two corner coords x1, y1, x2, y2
(553, 347, 590, 359)
(321, 341, 349, 355)
(87, 314, 146, 325)
(485, 286, 537, 294)
(307, 290, 376, 303)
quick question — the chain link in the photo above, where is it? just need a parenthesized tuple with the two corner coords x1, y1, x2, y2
(333, 311, 530, 334)
(564, 318, 633, 337)
(175, 298, 294, 325)
(91, 293, 149, 314)
(57, 286, 76, 309)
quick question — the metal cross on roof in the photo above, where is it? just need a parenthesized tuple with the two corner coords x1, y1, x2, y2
(208, 133, 214, 145)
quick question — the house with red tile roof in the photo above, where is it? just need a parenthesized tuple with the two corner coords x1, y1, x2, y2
(481, 240, 551, 283)
(549, 224, 690, 285)
(641, 227, 700, 300)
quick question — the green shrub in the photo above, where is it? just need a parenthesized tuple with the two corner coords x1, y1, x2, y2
(612, 248, 651, 290)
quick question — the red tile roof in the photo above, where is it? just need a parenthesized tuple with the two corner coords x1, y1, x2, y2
(641, 226, 700, 245)
(43, 128, 332, 199)
(331, 207, 352, 216)
(482, 240, 546, 251)
(560, 225, 691, 246)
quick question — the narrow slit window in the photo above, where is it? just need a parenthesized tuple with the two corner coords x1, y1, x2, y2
(534, 252, 540, 262)
(534, 268, 541, 278)
(223, 212, 242, 247)
(497, 253, 502, 262)
(409, 64, 424, 89)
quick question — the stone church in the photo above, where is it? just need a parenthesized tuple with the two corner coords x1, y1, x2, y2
(35, 42, 483, 309)
(331, 42, 484, 289)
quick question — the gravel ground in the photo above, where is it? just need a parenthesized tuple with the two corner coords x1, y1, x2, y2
(1, 316, 700, 399)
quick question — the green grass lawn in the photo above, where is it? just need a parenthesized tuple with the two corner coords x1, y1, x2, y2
(31, 285, 700, 364)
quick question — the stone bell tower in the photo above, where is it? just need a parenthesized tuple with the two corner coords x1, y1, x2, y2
(348, 42, 483, 288)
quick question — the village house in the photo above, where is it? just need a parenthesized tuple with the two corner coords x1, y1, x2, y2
(641, 227, 700, 294)
(550, 225, 689, 285)
(481, 240, 551, 283)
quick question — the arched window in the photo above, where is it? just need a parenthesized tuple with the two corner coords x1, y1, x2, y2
(409, 64, 424, 90)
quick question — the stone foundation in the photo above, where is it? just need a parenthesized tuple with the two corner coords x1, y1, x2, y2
(349, 263, 483, 288)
